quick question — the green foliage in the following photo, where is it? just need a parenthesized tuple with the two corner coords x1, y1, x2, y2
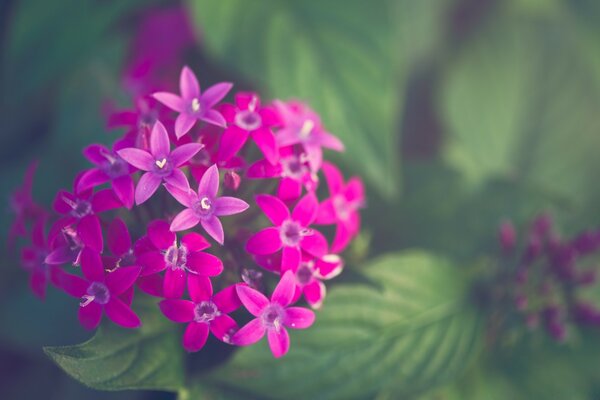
(44, 298, 184, 392)
(193, 251, 482, 400)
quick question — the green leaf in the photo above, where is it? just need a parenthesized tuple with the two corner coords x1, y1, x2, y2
(441, 12, 600, 205)
(199, 251, 482, 400)
(187, 0, 446, 199)
(44, 298, 184, 392)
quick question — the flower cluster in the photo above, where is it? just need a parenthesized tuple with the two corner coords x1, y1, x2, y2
(9, 65, 365, 358)
(496, 214, 600, 342)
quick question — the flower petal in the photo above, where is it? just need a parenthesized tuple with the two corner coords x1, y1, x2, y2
(233, 318, 265, 346)
(152, 92, 185, 112)
(107, 218, 131, 256)
(236, 284, 269, 316)
(165, 183, 195, 208)
(170, 143, 204, 167)
(252, 127, 278, 165)
(170, 209, 201, 232)
(164, 168, 191, 191)
(80, 247, 105, 282)
(285, 306, 316, 328)
(53, 270, 87, 297)
(214, 196, 249, 216)
(187, 252, 223, 276)
(77, 169, 109, 192)
(345, 177, 365, 204)
(137, 274, 163, 297)
(163, 267, 186, 298)
(201, 216, 224, 244)
(303, 281, 326, 309)
(79, 302, 103, 330)
(117, 148, 154, 171)
(106, 266, 141, 295)
(315, 198, 337, 225)
(138, 251, 167, 276)
(256, 194, 290, 226)
(105, 297, 141, 328)
(175, 113, 197, 139)
(181, 232, 210, 252)
(112, 175, 135, 209)
(201, 109, 227, 127)
(187, 274, 212, 303)
(272, 270, 296, 307)
(267, 327, 290, 358)
(278, 177, 303, 201)
(92, 188, 123, 213)
(148, 220, 175, 249)
(83, 144, 110, 164)
(201, 82, 233, 108)
(301, 230, 328, 258)
(198, 164, 219, 198)
(135, 172, 162, 205)
(213, 284, 242, 314)
(282, 246, 301, 271)
(218, 126, 249, 162)
(292, 193, 318, 227)
(78, 215, 103, 252)
(210, 314, 238, 343)
(159, 299, 195, 322)
(150, 121, 171, 158)
(183, 322, 209, 352)
(246, 227, 282, 255)
(321, 162, 344, 194)
(180, 66, 200, 99)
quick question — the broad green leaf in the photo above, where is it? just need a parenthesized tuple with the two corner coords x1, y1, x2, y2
(187, 0, 448, 199)
(441, 12, 600, 205)
(44, 298, 184, 392)
(199, 251, 482, 400)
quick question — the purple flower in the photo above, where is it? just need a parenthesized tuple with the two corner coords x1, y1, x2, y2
(20, 216, 55, 299)
(137, 220, 223, 298)
(57, 248, 141, 330)
(117, 120, 202, 204)
(218, 92, 279, 164)
(246, 194, 328, 270)
(167, 164, 249, 244)
(233, 271, 315, 358)
(316, 162, 365, 253)
(286, 254, 343, 309)
(152, 66, 232, 138)
(8, 161, 46, 247)
(159, 275, 240, 352)
(274, 100, 344, 170)
(77, 144, 136, 209)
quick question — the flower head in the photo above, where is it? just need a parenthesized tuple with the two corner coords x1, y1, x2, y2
(8, 161, 46, 247)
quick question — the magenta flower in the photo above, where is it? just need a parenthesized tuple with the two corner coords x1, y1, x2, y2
(77, 144, 136, 209)
(167, 164, 249, 244)
(286, 254, 343, 309)
(316, 162, 365, 252)
(218, 92, 279, 164)
(246, 194, 328, 270)
(57, 248, 141, 330)
(153, 66, 232, 138)
(8, 161, 46, 247)
(45, 225, 87, 267)
(234, 271, 315, 358)
(137, 220, 223, 298)
(274, 100, 344, 170)
(20, 217, 55, 299)
(247, 146, 318, 201)
(103, 218, 139, 272)
(159, 275, 240, 352)
(117, 120, 202, 205)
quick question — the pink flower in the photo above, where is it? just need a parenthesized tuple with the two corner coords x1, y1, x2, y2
(77, 144, 136, 209)
(159, 275, 240, 352)
(246, 194, 328, 270)
(117, 120, 202, 204)
(274, 100, 344, 170)
(234, 271, 315, 358)
(316, 162, 365, 252)
(103, 218, 139, 272)
(286, 254, 343, 309)
(57, 248, 141, 330)
(8, 161, 46, 247)
(20, 216, 56, 299)
(247, 146, 318, 201)
(137, 220, 223, 298)
(218, 92, 279, 164)
(153, 66, 232, 138)
(167, 164, 249, 244)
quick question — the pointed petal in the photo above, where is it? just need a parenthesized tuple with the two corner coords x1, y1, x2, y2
(45, 246, 76, 266)
(112, 175, 134, 209)
(218, 126, 249, 162)
(214, 196, 249, 216)
(54, 271, 88, 297)
(315, 199, 337, 224)
(181, 232, 210, 252)
(316, 254, 344, 279)
(107, 218, 131, 256)
(345, 177, 365, 204)
(83, 144, 110, 164)
(272, 270, 296, 307)
(159, 299, 195, 322)
(165, 183, 195, 208)
(91, 189, 123, 213)
(138, 251, 167, 276)
(135, 172, 162, 205)
(252, 127, 279, 165)
(213, 284, 241, 313)
(152, 92, 185, 112)
(187, 252, 223, 276)
(332, 223, 352, 253)
(105, 297, 141, 328)
(301, 230, 328, 258)
(198, 164, 219, 198)
(187, 274, 212, 303)
(175, 113, 197, 139)
(210, 314, 238, 343)
(321, 162, 344, 194)
(78, 215, 103, 252)
(163, 267, 186, 298)
(247, 158, 280, 179)
(233, 318, 265, 346)
(137, 274, 163, 297)
(201, 216, 224, 244)
(304, 281, 326, 309)
(256, 194, 289, 226)
(170, 143, 203, 166)
(267, 328, 290, 358)
(77, 169, 109, 192)
(106, 266, 141, 295)
(246, 227, 282, 255)
(236, 284, 269, 316)
(282, 246, 301, 271)
(81, 247, 105, 282)
(319, 131, 345, 151)
(164, 168, 191, 191)
(79, 302, 103, 330)
(150, 121, 171, 157)
(292, 193, 318, 227)
(148, 220, 176, 249)
(117, 148, 153, 171)
(170, 209, 201, 232)
(201, 109, 227, 128)
(285, 306, 316, 328)
(278, 178, 303, 201)
(183, 322, 209, 352)
(201, 82, 233, 108)
(180, 66, 200, 99)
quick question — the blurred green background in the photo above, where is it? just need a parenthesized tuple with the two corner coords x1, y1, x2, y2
(2, 0, 600, 399)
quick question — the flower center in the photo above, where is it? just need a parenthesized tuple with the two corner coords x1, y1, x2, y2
(235, 110, 262, 131)
(280, 220, 306, 247)
(298, 120, 314, 140)
(63, 195, 92, 219)
(191, 98, 201, 113)
(261, 304, 285, 332)
(192, 196, 214, 219)
(281, 156, 308, 180)
(194, 301, 220, 323)
(101, 154, 128, 178)
(81, 282, 110, 306)
(164, 244, 188, 270)
(117, 249, 136, 268)
(296, 263, 314, 285)
(153, 157, 173, 177)
(138, 110, 158, 128)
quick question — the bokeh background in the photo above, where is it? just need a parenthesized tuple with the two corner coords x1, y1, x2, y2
(2, 0, 600, 399)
